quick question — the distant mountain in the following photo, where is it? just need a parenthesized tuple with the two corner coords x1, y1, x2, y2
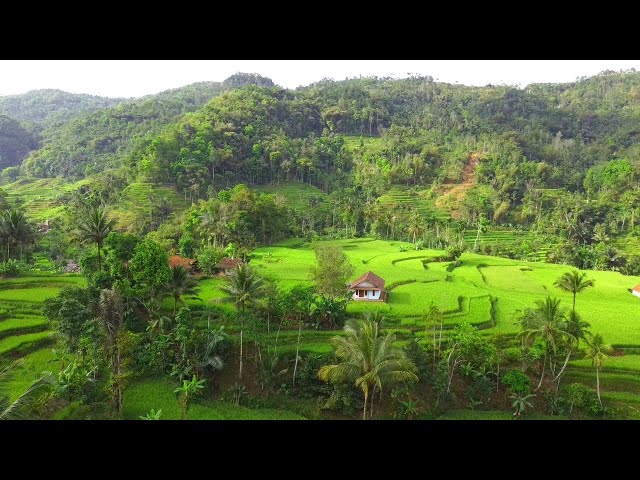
(0, 115, 37, 169)
(0, 89, 126, 132)
(22, 81, 228, 177)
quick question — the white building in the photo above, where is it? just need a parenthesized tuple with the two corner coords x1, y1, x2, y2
(349, 271, 386, 302)
(633, 285, 640, 299)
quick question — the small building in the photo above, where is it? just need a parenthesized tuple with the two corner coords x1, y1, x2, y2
(633, 285, 640, 299)
(37, 219, 52, 234)
(349, 271, 386, 302)
(169, 255, 197, 272)
(217, 257, 243, 275)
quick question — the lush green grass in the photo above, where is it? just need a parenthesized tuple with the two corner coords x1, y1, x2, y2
(3, 347, 63, 401)
(248, 238, 640, 348)
(0, 287, 63, 302)
(570, 354, 640, 372)
(0, 316, 48, 336)
(123, 379, 305, 420)
(0, 331, 52, 356)
(435, 410, 565, 420)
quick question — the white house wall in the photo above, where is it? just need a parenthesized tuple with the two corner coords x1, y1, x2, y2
(633, 290, 640, 298)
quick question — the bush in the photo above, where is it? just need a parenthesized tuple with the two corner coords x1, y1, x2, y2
(501, 369, 531, 395)
(0, 259, 20, 277)
(196, 246, 225, 275)
(322, 384, 364, 417)
(291, 354, 332, 398)
(561, 383, 606, 418)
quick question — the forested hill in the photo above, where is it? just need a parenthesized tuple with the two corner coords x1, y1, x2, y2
(0, 115, 36, 169)
(2, 70, 639, 273)
(21, 82, 227, 177)
(0, 89, 125, 132)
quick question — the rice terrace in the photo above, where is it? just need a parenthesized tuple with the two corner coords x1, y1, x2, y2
(1, 63, 640, 421)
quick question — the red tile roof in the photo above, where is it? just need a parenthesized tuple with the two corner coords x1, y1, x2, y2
(169, 255, 196, 269)
(218, 258, 242, 270)
(633, 285, 640, 293)
(350, 271, 385, 290)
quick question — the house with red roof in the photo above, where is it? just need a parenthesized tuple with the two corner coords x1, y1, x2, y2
(217, 257, 243, 275)
(349, 271, 386, 302)
(169, 255, 197, 272)
(633, 285, 640, 299)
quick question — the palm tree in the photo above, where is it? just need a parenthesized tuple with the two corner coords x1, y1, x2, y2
(219, 264, 266, 380)
(76, 206, 115, 271)
(519, 296, 573, 390)
(318, 317, 418, 420)
(0, 209, 35, 260)
(554, 270, 595, 312)
(1, 362, 55, 420)
(584, 333, 611, 407)
(163, 266, 200, 316)
(565, 310, 590, 349)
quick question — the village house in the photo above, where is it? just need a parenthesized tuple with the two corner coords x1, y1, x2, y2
(633, 285, 640, 299)
(349, 271, 386, 302)
(217, 257, 243, 275)
(169, 255, 197, 272)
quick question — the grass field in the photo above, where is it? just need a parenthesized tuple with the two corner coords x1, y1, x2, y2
(0, 272, 84, 402)
(123, 379, 305, 420)
(247, 238, 640, 346)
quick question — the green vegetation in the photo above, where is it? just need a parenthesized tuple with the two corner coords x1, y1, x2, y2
(2, 69, 640, 420)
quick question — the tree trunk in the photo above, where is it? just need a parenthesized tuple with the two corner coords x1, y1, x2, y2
(239, 328, 243, 380)
(536, 353, 546, 390)
(363, 389, 368, 420)
(292, 322, 302, 386)
(596, 367, 602, 407)
(97, 243, 102, 271)
(370, 386, 375, 420)
(572, 293, 576, 312)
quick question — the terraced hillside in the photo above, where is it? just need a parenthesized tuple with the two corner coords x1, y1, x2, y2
(1, 178, 92, 221)
(375, 186, 451, 222)
(0, 272, 85, 401)
(110, 181, 189, 229)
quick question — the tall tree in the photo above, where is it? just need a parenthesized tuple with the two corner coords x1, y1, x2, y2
(76, 206, 115, 271)
(554, 270, 595, 312)
(219, 264, 266, 380)
(584, 332, 611, 407)
(99, 288, 125, 413)
(318, 316, 418, 419)
(0, 209, 35, 260)
(519, 296, 574, 390)
(163, 265, 200, 316)
(309, 244, 354, 299)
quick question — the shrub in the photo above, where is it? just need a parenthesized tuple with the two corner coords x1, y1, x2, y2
(0, 259, 20, 277)
(322, 384, 363, 417)
(196, 246, 225, 275)
(501, 369, 531, 395)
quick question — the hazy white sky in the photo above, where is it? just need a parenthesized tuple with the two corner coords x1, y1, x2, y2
(1, 60, 639, 98)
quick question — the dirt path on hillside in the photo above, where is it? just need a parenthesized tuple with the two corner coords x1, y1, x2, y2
(435, 152, 481, 219)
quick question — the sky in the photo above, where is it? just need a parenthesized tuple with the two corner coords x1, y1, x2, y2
(1, 60, 640, 99)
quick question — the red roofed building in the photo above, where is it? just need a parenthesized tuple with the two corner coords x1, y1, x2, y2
(633, 285, 640, 299)
(349, 271, 386, 302)
(169, 255, 197, 272)
(217, 257, 243, 275)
